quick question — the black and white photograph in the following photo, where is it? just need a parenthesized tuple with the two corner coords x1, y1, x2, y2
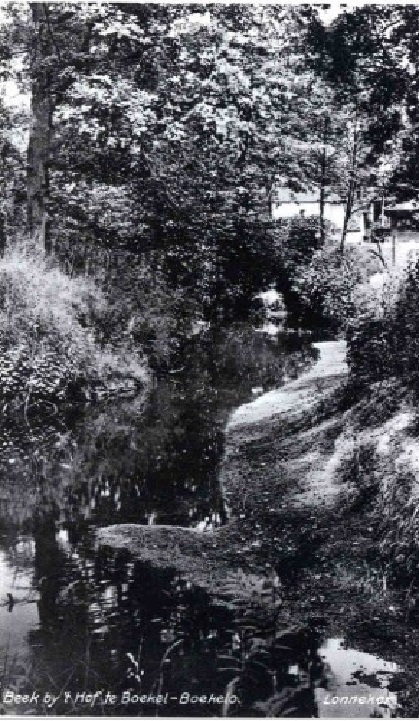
(0, 1, 419, 717)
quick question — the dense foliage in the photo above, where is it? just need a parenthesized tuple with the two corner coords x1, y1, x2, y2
(1, 4, 419, 403)
(347, 261, 419, 389)
(0, 243, 147, 414)
(292, 242, 381, 333)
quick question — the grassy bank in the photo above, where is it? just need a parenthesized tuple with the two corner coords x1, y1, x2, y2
(0, 243, 148, 416)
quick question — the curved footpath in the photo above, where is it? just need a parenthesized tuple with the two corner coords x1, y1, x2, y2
(97, 340, 349, 601)
(221, 340, 348, 513)
(227, 340, 347, 429)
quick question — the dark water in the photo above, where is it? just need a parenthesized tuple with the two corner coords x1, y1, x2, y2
(0, 325, 402, 716)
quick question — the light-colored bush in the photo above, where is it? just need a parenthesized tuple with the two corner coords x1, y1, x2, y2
(0, 243, 148, 412)
(291, 241, 382, 330)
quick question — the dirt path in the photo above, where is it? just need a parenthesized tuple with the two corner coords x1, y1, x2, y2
(227, 340, 347, 429)
(222, 340, 348, 513)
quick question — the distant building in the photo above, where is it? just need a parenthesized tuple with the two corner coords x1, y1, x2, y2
(271, 188, 365, 242)
(364, 198, 419, 241)
(380, 199, 419, 231)
(272, 188, 419, 244)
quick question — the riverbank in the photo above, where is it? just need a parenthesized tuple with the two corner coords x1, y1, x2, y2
(96, 337, 419, 715)
(222, 340, 348, 514)
(97, 340, 349, 603)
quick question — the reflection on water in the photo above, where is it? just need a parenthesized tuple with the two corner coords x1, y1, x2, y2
(0, 324, 402, 716)
(0, 325, 314, 533)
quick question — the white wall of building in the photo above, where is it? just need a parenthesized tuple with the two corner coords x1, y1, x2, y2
(273, 201, 345, 226)
(272, 201, 317, 220)
(325, 204, 346, 229)
(272, 201, 364, 242)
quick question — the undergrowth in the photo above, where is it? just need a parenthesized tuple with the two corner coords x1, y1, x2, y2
(329, 379, 419, 589)
(0, 242, 148, 416)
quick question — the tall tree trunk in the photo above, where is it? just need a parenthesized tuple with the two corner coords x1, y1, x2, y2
(319, 116, 329, 246)
(27, 3, 53, 250)
(340, 105, 359, 253)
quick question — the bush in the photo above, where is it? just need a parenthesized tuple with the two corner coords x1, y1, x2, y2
(273, 216, 328, 332)
(101, 255, 201, 372)
(347, 259, 419, 390)
(277, 216, 322, 276)
(0, 243, 148, 414)
(390, 264, 419, 383)
(347, 316, 394, 386)
(291, 242, 381, 333)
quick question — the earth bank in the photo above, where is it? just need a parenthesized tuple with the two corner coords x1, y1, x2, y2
(98, 339, 419, 716)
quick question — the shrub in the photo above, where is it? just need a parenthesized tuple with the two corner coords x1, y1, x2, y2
(274, 216, 330, 332)
(0, 242, 148, 414)
(390, 264, 419, 384)
(292, 242, 381, 333)
(347, 259, 419, 390)
(277, 216, 322, 276)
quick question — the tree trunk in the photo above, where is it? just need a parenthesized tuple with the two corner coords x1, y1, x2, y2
(340, 104, 359, 253)
(27, 3, 53, 250)
(319, 117, 329, 246)
(266, 176, 275, 220)
(340, 183, 354, 253)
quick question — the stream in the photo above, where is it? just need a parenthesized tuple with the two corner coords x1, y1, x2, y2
(0, 323, 406, 716)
